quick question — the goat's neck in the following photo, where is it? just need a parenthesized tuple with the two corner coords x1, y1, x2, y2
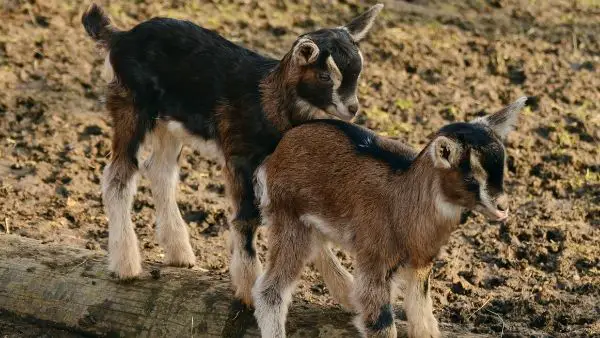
(389, 155, 463, 265)
(259, 59, 314, 133)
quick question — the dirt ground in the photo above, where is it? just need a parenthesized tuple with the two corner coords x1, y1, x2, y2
(0, 0, 599, 336)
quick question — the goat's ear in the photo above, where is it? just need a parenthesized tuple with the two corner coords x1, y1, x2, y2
(344, 4, 384, 42)
(471, 96, 528, 140)
(430, 136, 461, 169)
(293, 38, 320, 66)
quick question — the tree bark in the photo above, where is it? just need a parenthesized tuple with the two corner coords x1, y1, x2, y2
(0, 235, 486, 337)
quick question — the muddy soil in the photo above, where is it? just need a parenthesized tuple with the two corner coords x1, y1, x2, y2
(0, 0, 598, 336)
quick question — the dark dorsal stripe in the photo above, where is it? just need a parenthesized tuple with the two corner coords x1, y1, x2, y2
(300, 119, 414, 172)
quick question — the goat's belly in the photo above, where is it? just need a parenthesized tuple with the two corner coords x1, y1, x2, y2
(299, 214, 355, 252)
(166, 121, 224, 164)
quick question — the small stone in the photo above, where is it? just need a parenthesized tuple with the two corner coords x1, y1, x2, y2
(150, 268, 161, 280)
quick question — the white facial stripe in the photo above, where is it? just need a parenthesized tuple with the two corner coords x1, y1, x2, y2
(358, 50, 364, 69)
(470, 152, 487, 182)
(331, 91, 344, 112)
(326, 55, 343, 89)
(470, 152, 494, 207)
(343, 95, 359, 107)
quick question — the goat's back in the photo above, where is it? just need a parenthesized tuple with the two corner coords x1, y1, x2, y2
(106, 17, 277, 134)
(260, 120, 417, 219)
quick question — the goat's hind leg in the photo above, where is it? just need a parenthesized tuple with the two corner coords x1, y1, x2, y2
(104, 159, 141, 279)
(103, 89, 143, 279)
(226, 163, 263, 306)
(253, 214, 314, 338)
(313, 241, 354, 310)
(144, 122, 195, 267)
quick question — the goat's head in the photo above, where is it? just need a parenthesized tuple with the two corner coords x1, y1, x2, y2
(428, 97, 528, 222)
(280, 4, 383, 121)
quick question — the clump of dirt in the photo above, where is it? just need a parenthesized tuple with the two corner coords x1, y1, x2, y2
(0, 0, 598, 336)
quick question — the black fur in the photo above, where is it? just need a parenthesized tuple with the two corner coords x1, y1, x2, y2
(82, 6, 368, 259)
(303, 119, 415, 172)
(110, 17, 279, 141)
(439, 123, 505, 195)
(244, 226, 257, 258)
(82, 4, 112, 41)
(460, 210, 473, 224)
(422, 272, 431, 296)
(367, 303, 395, 331)
(303, 29, 362, 103)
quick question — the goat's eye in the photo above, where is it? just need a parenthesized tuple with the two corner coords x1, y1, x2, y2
(318, 72, 331, 82)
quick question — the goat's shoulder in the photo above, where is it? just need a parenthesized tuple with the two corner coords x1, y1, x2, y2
(294, 119, 417, 172)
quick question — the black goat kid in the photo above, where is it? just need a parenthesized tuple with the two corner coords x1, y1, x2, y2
(82, 3, 383, 306)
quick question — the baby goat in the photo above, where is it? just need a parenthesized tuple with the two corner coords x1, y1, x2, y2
(81, 3, 383, 306)
(253, 97, 528, 337)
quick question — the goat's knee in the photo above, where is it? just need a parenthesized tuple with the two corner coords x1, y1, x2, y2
(102, 162, 142, 279)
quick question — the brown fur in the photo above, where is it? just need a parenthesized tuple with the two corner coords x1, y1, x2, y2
(259, 53, 312, 131)
(105, 84, 137, 171)
(255, 125, 458, 337)
(264, 125, 461, 270)
(253, 97, 527, 337)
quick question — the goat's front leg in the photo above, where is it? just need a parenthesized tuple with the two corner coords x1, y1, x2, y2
(352, 269, 397, 338)
(402, 266, 440, 338)
(225, 160, 262, 306)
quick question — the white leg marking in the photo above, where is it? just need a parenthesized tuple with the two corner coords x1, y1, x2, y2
(229, 225, 262, 306)
(103, 164, 142, 279)
(254, 164, 271, 212)
(145, 124, 195, 267)
(252, 274, 294, 338)
(402, 269, 440, 338)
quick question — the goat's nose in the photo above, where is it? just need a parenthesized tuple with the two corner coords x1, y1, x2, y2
(496, 196, 509, 212)
(348, 104, 359, 114)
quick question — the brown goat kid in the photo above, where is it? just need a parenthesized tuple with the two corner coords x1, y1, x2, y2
(82, 4, 383, 306)
(253, 97, 528, 337)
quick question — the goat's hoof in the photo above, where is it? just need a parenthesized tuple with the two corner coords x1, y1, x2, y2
(164, 247, 196, 268)
(109, 260, 143, 280)
(242, 299, 254, 308)
(235, 293, 255, 308)
(407, 324, 441, 338)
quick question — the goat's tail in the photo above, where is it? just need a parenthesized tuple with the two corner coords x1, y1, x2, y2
(82, 4, 118, 46)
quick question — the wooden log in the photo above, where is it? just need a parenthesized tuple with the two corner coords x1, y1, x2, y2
(0, 235, 486, 337)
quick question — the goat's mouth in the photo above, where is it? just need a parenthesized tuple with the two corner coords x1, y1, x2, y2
(475, 203, 508, 222)
(325, 104, 355, 122)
